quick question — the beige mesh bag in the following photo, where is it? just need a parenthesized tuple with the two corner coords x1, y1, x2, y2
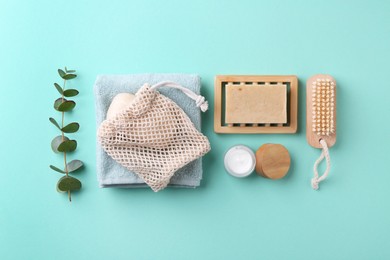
(98, 81, 211, 192)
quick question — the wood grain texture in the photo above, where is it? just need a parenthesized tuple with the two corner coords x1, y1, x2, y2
(306, 74, 337, 148)
(214, 75, 298, 134)
(255, 144, 291, 179)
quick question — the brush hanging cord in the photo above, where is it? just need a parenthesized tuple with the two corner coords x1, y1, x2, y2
(151, 81, 208, 112)
(311, 139, 331, 190)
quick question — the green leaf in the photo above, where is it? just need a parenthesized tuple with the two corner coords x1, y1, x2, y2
(51, 135, 69, 153)
(58, 69, 66, 78)
(57, 140, 77, 153)
(50, 165, 65, 174)
(57, 176, 81, 193)
(61, 122, 79, 133)
(65, 67, 76, 73)
(62, 74, 77, 80)
(63, 89, 79, 97)
(54, 98, 76, 111)
(67, 160, 84, 173)
(56, 100, 76, 112)
(49, 117, 61, 130)
(54, 83, 63, 95)
(54, 98, 64, 110)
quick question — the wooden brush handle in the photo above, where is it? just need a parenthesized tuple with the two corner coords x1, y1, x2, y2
(306, 74, 337, 148)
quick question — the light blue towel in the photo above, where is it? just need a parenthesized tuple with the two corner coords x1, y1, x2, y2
(94, 74, 203, 188)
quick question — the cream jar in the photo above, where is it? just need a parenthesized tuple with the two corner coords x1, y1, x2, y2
(224, 145, 256, 177)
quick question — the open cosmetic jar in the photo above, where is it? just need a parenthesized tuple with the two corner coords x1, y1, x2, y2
(224, 145, 256, 177)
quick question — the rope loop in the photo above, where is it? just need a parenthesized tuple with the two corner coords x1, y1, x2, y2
(311, 139, 331, 190)
(151, 81, 208, 112)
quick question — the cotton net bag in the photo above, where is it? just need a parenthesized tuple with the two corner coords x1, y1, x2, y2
(97, 81, 211, 192)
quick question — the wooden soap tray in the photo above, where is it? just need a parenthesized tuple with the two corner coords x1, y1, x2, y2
(214, 75, 298, 134)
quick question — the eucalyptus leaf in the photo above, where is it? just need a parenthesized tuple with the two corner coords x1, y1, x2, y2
(65, 67, 76, 73)
(57, 176, 81, 192)
(57, 140, 77, 153)
(62, 74, 77, 80)
(61, 122, 79, 133)
(49, 117, 61, 130)
(54, 98, 65, 111)
(58, 100, 76, 112)
(58, 69, 66, 78)
(51, 135, 69, 153)
(67, 160, 84, 173)
(54, 83, 63, 95)
(50, 165, 65, 174)
(63, 89, 79, 97)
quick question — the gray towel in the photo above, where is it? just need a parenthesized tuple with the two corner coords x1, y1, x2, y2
(94, 74, 203, 188)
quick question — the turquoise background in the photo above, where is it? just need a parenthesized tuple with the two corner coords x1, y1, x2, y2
(1, 0, 389, 259)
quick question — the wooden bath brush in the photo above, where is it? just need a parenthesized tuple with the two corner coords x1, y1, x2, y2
(307, 74, 336, 190)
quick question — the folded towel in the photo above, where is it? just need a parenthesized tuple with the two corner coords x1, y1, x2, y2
(94, 74, 203, 188)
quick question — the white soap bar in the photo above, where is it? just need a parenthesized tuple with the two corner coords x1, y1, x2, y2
(225, 83, 287, 124)
(106, 93, 136, 119)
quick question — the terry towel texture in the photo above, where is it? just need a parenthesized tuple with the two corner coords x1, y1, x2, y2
(94, 74, 203, 188)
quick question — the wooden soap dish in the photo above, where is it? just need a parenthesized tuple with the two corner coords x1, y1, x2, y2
(214, 75, 298, 134)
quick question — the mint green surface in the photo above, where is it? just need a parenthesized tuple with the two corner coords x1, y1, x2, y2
(1, 1, 389, 259)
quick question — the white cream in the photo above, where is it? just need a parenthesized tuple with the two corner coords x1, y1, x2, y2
(224, 145, 255, 177)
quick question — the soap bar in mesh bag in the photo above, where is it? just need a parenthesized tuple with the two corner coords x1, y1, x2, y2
(98, 83, 210, 192)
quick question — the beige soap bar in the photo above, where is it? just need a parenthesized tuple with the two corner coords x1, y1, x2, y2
(225, 83, 287, 124)
(106, 93, 136, 119)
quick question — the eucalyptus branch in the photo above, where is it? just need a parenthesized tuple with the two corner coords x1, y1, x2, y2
(49, 67, 83, 202)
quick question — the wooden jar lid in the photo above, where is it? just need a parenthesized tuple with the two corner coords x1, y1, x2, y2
(255, 144, 291, 179)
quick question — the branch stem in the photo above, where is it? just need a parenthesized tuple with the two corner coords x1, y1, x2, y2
(61, 79, 71, 202)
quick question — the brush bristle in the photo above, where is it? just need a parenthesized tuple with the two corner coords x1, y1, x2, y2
(311, 78, 335, 136)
